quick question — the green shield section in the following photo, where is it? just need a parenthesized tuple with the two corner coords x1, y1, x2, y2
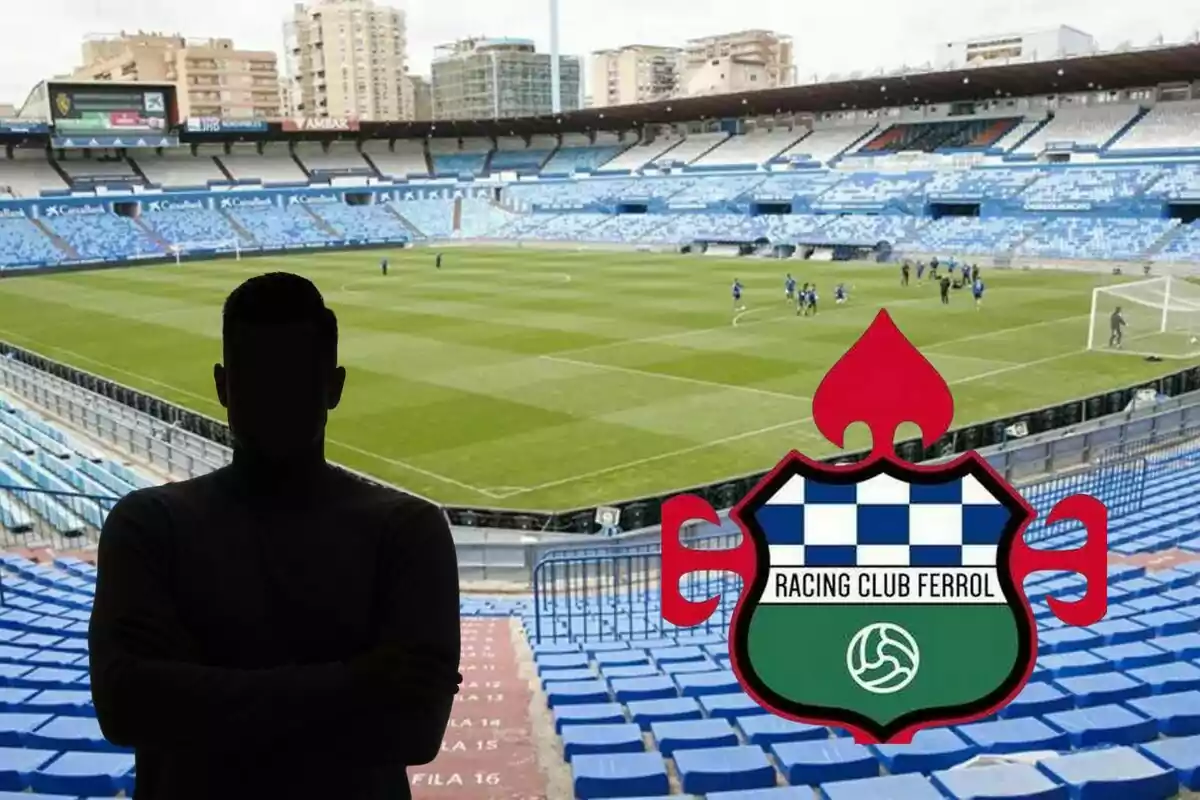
(745, 603, 1020, 728)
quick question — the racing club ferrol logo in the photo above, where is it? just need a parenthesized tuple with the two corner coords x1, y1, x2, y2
(661, 310, 1110, 744)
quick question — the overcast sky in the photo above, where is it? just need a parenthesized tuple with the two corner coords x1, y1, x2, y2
(1, 0, 1198, 107)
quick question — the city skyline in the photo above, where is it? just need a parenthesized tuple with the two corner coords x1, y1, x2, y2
(1, 0, 1197, 111)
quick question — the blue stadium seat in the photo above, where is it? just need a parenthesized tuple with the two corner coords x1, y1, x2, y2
(610, 677, 677, 703)
(1091, 641, 1173, 670)
(548, 681, 612, 707)
(931, 762, 1066, 799)
(1037, 651, 1108, 678)
(1131, 609, 1199, 636)
(12, 668, 87, 691)
(1125, 690, 1200, 736)
(539, 654, 592, 672)
(820, 773, 945, 800)
(736, 715, 830, 747)
(674, 670, 741, 698)
(600, 666, 661, 680)
(26, 716, 114, 753)
(1038, 747, 1178, 800)
(661, 661, 719, 677)
(1140, 733, 1200, 790)
(868, 728, 977, 774)
(28, 751, 135, 796)
(1039, 627, 1104, 654)
(571, 751, 670, 799)
(0, 715, 50, 747)
(648, 646, 706, 665)
(18, 692, 91, 716)
(700, 693, 768, 721)
(1043, 703, 1159, 747)
(770, 738, 880, 785)
(561, 723, 646, 760)
(0, 747, 58, 792)
(650, 718, 738, 755)
(999, 681, 1074, 718)
(1052, 673, 1151, 707)
(1127, 662, 1200, 694)
(555, 704, 628, 734)
(1085, 618, 1153, 645)
(626, 698, 703, 730)
(544, 669, 599, 687)
(672, 745, 776, 795)
(596, 651, 650, 668)
(955, 717, 1070, 753)
(707, 788, 812, 800)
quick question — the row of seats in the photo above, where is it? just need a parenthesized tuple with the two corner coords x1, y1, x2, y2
(1, 393, 153, 542)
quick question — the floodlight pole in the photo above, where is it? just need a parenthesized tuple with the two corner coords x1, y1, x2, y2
(549, 0, 561, 115)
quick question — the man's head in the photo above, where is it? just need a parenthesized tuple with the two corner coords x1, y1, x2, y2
(215, 272, 345, 463)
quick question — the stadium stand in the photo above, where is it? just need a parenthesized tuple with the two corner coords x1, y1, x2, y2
(221, 204, 330, 248)
(857, 117, 1021, 154)
(0, 217, 67, 269)
(139, 205, 250, 249)
(749, 171, 845, 208)
(218, 142, 308, 184)
(991, 117, 1046, 153)
(1153, 222, 1200, 264)
(1019, 166, 1163, 208)
(1017, 217, 1180, 261)
(54, 157, 143, 189)
(692, 127, 806, 167)
(602, 132, 685, 172)
(816, 213, 925, 245)
(541, 133, 627, 174)
(491, 135, 557, 172)
(651, 132, 729, 167)
(361, 138, 430, 179)
(293, 141, 373, 176)
(1013, 103, 1144, 156)
(899, 216, 1044, 254)
(923, 167, 1044, 200)
(1108, 100, 1200, 154)
(39, 214, 162, 261)
(776, 124, 877, 165)
(667, 174, 767, 206)
(310, 202, 414, 242)
(812, 172, 931, 209)
(131, 149, 226, 189)
(430, 137, 492, 176)
(0, 151, 67, 198)
(391, 197, 514, 239)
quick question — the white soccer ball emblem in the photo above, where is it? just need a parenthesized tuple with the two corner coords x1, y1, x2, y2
(846, 622, 920, 695)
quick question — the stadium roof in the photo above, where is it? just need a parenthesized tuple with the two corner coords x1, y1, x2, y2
(363, 42, 1200, 138)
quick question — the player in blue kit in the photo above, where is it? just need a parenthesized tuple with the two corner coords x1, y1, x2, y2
(916, 260, 926, 283)
(796, 283, 809, 316)
(785, 274, 796, 303)
(732, 279, 745, 312)
(835, 283, 847, 304)
(972, 275, 985, 310)
(380, 257, 388, 276)
(808, 284, 819, 315)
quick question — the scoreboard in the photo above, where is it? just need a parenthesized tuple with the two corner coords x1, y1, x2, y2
(47, 82, 177, 135)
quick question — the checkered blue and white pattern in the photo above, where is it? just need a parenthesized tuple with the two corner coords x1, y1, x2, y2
(754, 472, 1012, 568)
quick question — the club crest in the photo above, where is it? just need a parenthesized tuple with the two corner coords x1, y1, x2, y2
(661, 310, 1109, 744)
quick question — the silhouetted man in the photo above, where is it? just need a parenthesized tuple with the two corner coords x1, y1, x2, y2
(89, 272, 461, 800)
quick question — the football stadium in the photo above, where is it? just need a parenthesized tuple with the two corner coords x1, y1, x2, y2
(3, 16, 1200, 800)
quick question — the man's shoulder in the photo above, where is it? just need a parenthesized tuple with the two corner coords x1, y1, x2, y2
(330, 469, 446, 524)
(111, 468, 232, 517)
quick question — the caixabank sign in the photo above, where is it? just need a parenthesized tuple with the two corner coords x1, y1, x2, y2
(0, 183, 490, 220)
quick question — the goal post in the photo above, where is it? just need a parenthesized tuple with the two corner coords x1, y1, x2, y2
(1088, 275, 1200, 358)
(168, 239, 242, 264)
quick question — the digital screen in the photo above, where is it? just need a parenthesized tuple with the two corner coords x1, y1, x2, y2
(49, 85, 174, 134)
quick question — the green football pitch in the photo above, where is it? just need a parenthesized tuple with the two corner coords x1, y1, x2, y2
(0, 247, 1192, 511)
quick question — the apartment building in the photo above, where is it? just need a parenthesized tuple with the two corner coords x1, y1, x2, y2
(431, 37, 581, 120)
(409, 75, 433, 121)
(682, 29, 796, 97)
(284, 0, 411, 121)
(588, 45, 683, 108)
(71, 31, 280, 119)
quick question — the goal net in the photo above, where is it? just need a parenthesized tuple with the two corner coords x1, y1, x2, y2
(167, 239, 241, 264)
(1088, 276, 1200, 358)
